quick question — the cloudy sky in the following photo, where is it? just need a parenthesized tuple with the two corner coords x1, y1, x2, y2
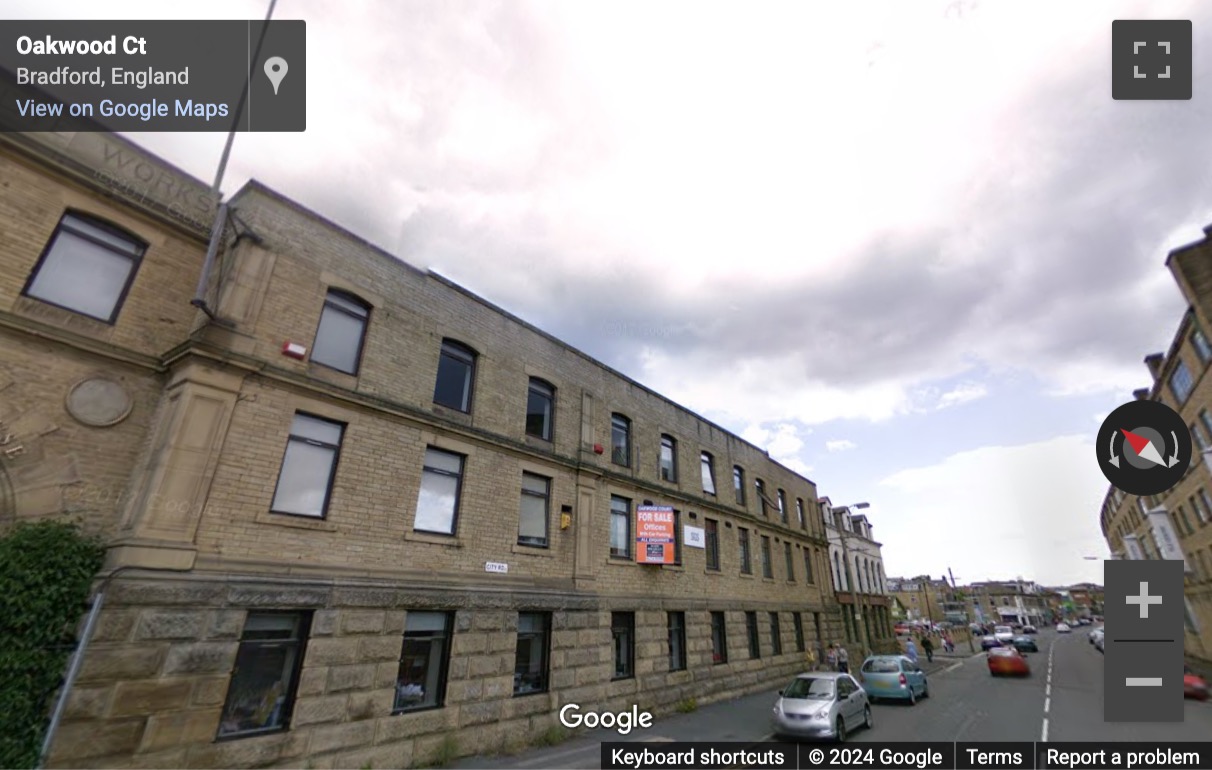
(11, 0, 1212, 586)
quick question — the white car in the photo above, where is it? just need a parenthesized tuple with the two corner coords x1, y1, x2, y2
(994, 625, 1015, 643)
(1056, 622, 1071, 633)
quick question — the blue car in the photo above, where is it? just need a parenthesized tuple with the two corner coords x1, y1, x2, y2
(858, 655, 928, 705)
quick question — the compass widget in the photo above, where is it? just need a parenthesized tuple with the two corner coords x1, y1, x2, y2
(1097, 400, 1192, 497)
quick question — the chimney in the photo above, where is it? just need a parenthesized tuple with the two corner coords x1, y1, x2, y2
(1133, 388, 1151, 401)
(1144, 353, 1165, 380)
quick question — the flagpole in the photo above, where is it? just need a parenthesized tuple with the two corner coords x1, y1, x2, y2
(191, 0, 279, 319)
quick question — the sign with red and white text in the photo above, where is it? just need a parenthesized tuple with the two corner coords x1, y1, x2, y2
(635, 505, 675, 565)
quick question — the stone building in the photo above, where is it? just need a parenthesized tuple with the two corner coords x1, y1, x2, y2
(819, 498, 895, 654)
(885, 575, 950, 625)
(962, 580, 1047, 627)
(0, 131, 842, 769)
(1099, 224, 1212, 669)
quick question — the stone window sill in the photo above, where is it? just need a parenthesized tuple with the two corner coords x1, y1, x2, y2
(257, 511, 338, 532)
(606, 557, 636, 567)
(512, 542, 554, 558)
(406, 531, 464, 548)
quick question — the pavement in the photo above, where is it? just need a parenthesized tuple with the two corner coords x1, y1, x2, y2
(447, 629, 1212, 769)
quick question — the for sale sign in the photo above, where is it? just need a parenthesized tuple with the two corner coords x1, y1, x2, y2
(635, 505, 675, 565)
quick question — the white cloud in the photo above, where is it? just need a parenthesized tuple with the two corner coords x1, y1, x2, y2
(876, 435, 1109, 585)
(742, 423, 813, 477)
(780, 457, 815, 478)
(826, 440, 857, 453)
(937, 382, 989, 409)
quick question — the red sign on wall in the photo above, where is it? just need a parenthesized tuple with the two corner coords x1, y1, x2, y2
(635, 505, 675, 565)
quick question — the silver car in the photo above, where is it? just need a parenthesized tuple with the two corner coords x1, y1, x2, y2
(770, 671, 872, 742)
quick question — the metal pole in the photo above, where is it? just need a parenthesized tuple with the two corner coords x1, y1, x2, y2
(38, 592, 105, 768)
(191, 0, 278, 317)
(948, 567, 975, 653)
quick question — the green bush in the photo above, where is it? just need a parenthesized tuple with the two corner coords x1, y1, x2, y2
(0, 520, 106, 769)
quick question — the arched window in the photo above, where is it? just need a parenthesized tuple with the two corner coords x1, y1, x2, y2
(610, 413, 631, 467)
(312, 288, 372, 375)
(434, 339, 477, 412)
(525, 378, 555, 440)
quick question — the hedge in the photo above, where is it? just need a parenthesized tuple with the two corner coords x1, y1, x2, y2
(0, 520, 105, 769)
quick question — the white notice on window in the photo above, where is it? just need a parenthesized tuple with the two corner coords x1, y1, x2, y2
(683, 526, 705, 548)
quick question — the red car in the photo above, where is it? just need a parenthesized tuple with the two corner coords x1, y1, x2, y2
(1185, 669, 1209, 701)
(988, 647, 1030, 677)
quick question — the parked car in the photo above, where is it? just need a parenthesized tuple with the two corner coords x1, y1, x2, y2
(1094, 632, 1104, 653)
(771, 672, 872, 742)
(988, 647, 1031, 677)
(1023, 625, 1038, 634)
(980, 635, 1002, 651)
(858, 655, 928, 705)
(1010, 635, 1038, 653)
(994, 625, 1015, 643)
(1089, 627, 1104, 644)
(1184, 668, 1209, 701)
(1056, 622, 1071, 633)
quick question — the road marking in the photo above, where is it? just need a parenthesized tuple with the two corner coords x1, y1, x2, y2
(944, 661, 963, 673)
(1044, 696, 1050, 713)
(1046, 683, 1051, 696)
(1041, 717, 1049, 742)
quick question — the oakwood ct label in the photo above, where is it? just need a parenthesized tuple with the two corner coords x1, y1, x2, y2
(635, 505, 675, 565)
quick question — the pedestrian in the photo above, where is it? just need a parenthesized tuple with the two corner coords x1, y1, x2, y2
(905, 637, 919, 666)
(921, 635, 934, 663)
(943, 633, 954, 654)
(826, 643, 838, 671)
(836, 644, 850, 674)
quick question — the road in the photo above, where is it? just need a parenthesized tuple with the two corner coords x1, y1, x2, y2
(845, 628, 1212, 742)
(448, 628, 1212, 769)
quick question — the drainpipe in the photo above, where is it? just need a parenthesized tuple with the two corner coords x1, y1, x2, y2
(37, 592, 105, 769)
(190, 0, 278, 319)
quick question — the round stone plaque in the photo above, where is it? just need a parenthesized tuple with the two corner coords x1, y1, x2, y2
(65, 377, 133, 427)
